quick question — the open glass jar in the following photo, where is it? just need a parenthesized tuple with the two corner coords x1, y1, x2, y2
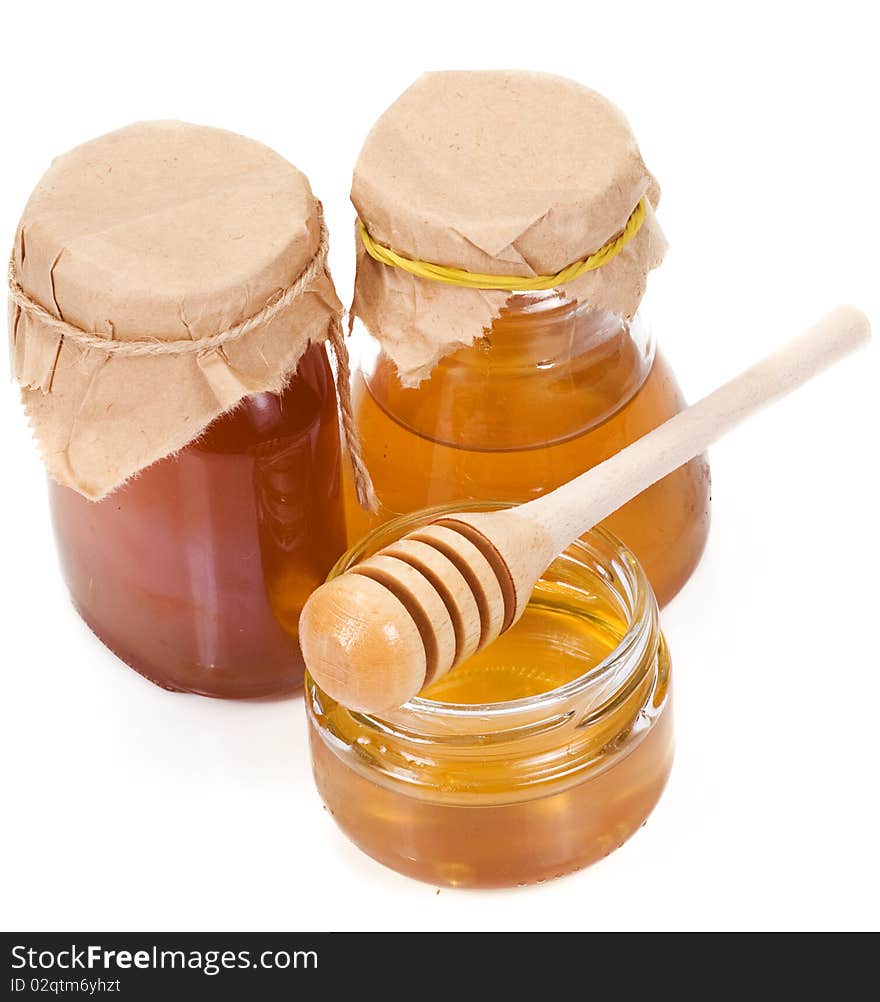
(345, 293, 710, 607)
(306, 503, 673, 888)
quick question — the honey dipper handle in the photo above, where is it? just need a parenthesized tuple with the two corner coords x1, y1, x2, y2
(522, 306, 871, 555)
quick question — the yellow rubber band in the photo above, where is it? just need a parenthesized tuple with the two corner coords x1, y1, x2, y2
(358, 197, 647, 292)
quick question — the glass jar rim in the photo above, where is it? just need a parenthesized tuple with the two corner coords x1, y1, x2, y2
(323, 501, 660, 722)
(495, 290, 649, 333)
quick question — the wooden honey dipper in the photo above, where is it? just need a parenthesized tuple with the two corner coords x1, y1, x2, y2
(301, 307, 870, 713)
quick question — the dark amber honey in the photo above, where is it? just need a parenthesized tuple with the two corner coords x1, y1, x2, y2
(51, 343, 346, 698)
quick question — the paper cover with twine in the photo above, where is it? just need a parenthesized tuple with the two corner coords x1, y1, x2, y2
(8, 121, 345, 500)
(351, 71, 668, 386)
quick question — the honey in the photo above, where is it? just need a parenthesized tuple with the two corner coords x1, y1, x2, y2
(347, 72, 710, 607)
(11, 122, 352, 699)
(307, 505, 673, 888)
(345, 293, 711, 607)
(420, 579, 627, 704)
(51, 343, 346, 698)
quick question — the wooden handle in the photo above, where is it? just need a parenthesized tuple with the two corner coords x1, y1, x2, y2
(523, 305, 871, 555)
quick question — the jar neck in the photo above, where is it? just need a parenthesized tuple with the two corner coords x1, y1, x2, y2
(362, 291, 654, 451)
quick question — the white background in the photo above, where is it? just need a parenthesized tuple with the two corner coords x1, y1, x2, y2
(2, 1, 878, 933)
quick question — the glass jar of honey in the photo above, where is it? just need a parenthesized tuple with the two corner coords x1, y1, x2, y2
(345, 71, 710, 606)
(9, 121, 350, 697)
(306, 503, 673, 888)
(346, 294, 709, 606)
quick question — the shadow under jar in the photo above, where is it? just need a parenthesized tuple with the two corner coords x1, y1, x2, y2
(51, 343, 346, 699)
(306, 504, 673, 889)
(346, 292, 711, 607)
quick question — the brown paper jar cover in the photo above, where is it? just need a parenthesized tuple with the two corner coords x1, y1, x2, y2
(9, 120, 343, 499)
(351, 70, 667, 385)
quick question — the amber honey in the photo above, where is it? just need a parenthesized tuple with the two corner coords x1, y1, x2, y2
(307, 507, 673, 888)
(420, 581, 627, 704)
(51, 343, 347, 698)
(345, 293, 710, 608)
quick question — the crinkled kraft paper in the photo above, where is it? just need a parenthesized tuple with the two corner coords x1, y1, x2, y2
(9, 121, 342, 499)
(351, 71, 667, 385)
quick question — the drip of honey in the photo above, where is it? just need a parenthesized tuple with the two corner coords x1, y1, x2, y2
(50, 343, 347, 698)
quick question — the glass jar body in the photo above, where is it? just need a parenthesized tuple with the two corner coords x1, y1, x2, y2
(50, 342, 347, 698)
(345, 294, 710, 606)
(306, 508, 673, 888)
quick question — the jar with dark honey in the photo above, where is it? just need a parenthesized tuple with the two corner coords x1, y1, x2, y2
(9, 122, 348, 697)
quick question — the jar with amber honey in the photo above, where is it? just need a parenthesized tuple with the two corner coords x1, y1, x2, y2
(9, 122, 350, 698)
(306, 503, 672, 888)
(345, 72, 710, 606)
